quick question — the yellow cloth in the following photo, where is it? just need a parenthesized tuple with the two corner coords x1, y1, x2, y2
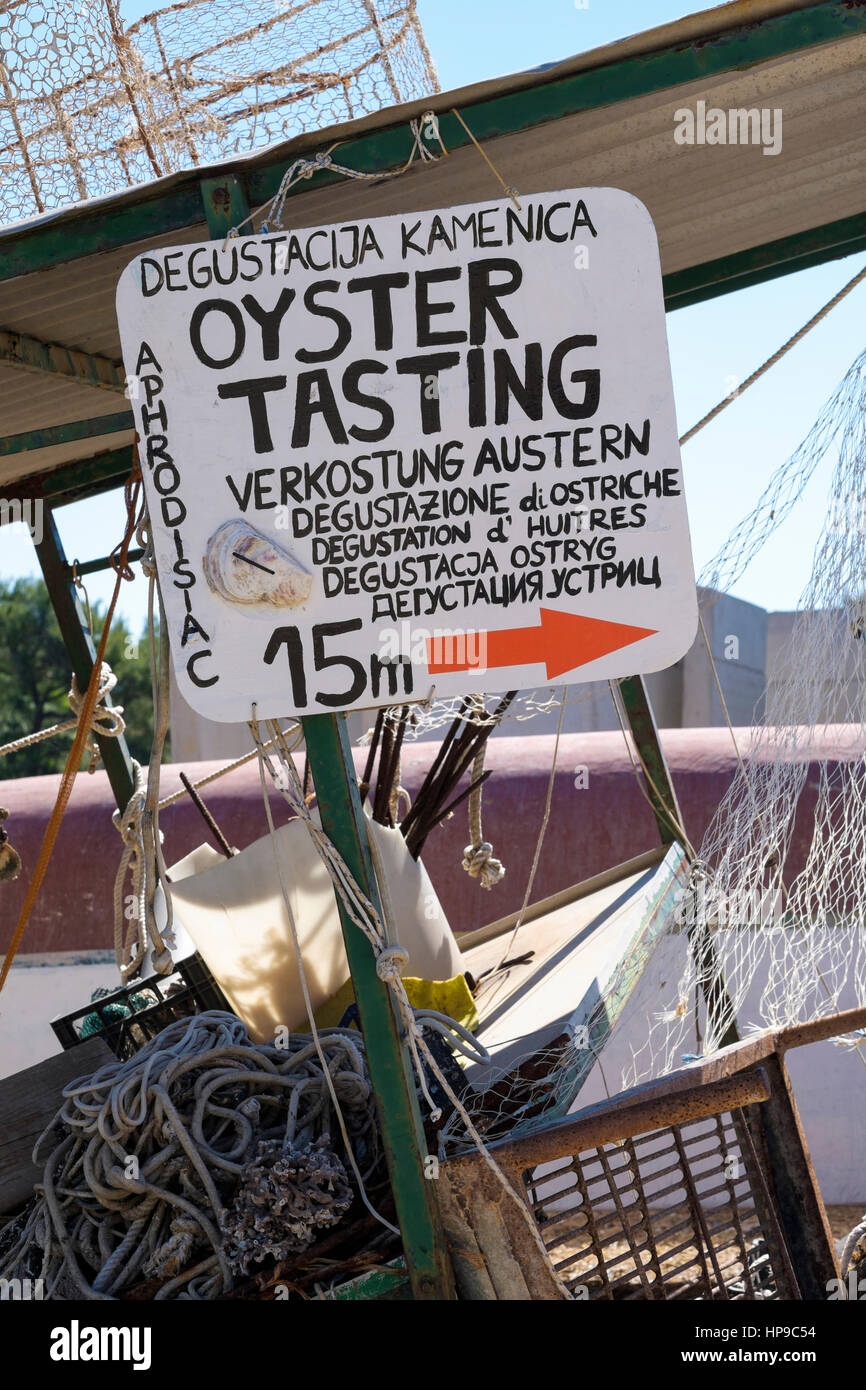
(314, 972, 478, 1033)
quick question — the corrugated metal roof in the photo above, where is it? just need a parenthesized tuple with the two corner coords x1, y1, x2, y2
(1, 0, 864, 493)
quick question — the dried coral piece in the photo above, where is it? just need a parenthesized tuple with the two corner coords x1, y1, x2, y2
(221, 1134, 353, 1275)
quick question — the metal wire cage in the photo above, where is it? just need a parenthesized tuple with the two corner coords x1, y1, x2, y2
(525, 1104, 796, 1300)
(439, 1011, 866, 1301)
(0, 0, 439, 225)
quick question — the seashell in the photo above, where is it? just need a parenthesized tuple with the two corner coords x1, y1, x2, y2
(203, 520, 312, 608)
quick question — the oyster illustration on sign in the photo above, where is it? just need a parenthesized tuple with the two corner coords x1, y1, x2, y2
(203, 521, 312, 608)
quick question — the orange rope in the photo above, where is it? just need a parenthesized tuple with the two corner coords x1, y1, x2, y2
(0, 466, 144, 993)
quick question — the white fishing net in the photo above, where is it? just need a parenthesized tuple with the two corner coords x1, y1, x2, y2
(436, 1034, 591, 1156)
(0, 0, 439, 225)
(627, 344, 866, 1082)
(354, 684, 623, 744)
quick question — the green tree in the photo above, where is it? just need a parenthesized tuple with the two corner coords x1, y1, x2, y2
(0, 577, 166, 779)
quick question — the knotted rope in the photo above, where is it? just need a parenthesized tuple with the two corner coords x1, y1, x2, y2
(0, 466, 143, 994)
(0, 661, 125, 767)
(225, 111, 448, 243)
(462, 744, 505, 889)
(112, 760, 150, 983)
(68, 665, 126, 770)
(112, 516, 174, 982)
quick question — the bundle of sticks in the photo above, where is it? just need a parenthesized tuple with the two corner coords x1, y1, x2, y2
(359, 693, 516, 859)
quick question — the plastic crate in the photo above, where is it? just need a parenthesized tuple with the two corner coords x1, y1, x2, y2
(51, 953, 232, 1061)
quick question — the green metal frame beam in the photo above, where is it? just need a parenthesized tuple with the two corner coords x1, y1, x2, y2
(0, 328, 124, 393)
(199, 174, 251, 242)
(615, 684, 736, 1040)
(664, 208, 866, 312)
(0, 445, 135, 509)
(616, 675, 684, 848)
(303, 714, 455, 1300)
(31, 501, 136, 813)
(0, 0, 861, 302)
(70, 548, 144, 579)
(0, 410, 133, 457)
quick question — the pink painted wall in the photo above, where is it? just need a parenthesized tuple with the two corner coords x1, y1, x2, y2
(1, 726, 859, 955)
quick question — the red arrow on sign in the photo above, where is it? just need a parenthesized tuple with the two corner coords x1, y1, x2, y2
(425, 608, 657, 680)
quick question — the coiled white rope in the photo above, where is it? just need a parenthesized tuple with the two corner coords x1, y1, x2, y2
(0, 1012, 379, 1300)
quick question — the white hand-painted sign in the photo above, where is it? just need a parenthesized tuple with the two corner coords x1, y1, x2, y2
(116, 187, 696, 721)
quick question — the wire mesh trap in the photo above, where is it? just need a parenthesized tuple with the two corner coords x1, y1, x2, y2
(634, 345, 866, 1083)
(0, 0, 438, 223)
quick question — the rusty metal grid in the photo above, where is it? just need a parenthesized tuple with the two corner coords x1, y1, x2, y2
(522, 1106, 798, 1300)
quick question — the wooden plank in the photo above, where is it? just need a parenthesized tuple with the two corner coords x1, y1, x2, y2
(437, 1162, 564, 1301)
(0, 1037, 112, 1217)
(458, 843, 669, 951)
(462, 841, 689, 1117)
(436, 1169, 498, 1301)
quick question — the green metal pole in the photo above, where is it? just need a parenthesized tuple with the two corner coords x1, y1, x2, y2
(199, 174, 454, 1299)
(32, 500, 136, 813)
(616, 674, 683, 846)
(617, 675, 740, 1046)
(303, 714, 455, 1298)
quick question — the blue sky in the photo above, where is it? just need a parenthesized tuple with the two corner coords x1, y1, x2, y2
(3, 0, 862, 634)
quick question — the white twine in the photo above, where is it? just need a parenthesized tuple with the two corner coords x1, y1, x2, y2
(112, 523, 174, 983)
(463, 730, 506, 889)
(224, 111, 447, 245)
